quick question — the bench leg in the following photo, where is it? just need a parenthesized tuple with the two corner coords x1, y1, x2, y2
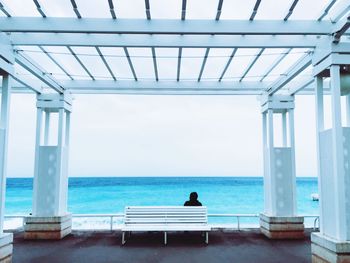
(205, 232, 209, 244)
(164, 232, 167, 245)
(122, 232, 126, 245)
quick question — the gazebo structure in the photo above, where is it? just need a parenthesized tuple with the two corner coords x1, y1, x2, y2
(0, 0, 350, 262)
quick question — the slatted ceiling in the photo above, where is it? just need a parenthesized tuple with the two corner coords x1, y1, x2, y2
(17, 46, 70, 80)
(254, 0, 295, 20)
(249, 0, 262, 21)
(186, 0, 217, 19)
(123, 47, 138, 81)
(127, 48, 154, 79)
(262, 48, 310, 82)
(246, 48, 287, 82)
(219, 48, 237, 82)
(260, 49, 292, 82)
(284, 0, 299, 21)
(96, 47, 116, 81)
(156, 48, 178, 80)
(99, 47, 134, 80)
(202, 48, 233, 81)
(181, 48, 206, 80)
(67, 46, 95, 80)
(43, 46, 90, 80)
(223, 48, 261, 81)
(288, 0, 331, 20)
(240, 48, 265, 82)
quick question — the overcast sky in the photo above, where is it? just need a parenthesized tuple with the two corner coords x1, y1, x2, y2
(7, 94, 319, 178)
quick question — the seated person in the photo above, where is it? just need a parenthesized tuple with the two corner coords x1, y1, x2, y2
(184, 192, 202, 206)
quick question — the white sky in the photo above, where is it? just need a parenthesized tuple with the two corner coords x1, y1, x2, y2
(7, 94, 319, 178)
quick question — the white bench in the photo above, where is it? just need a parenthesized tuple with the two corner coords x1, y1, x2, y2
(121, 206, 211, 245)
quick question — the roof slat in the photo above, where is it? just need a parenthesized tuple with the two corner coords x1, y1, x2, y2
(67, 46, 94, 80)
(123, 47, 138, 81)
(240, 48, 265, 82)
(284, 0, 299, 21)
(177, 48, 182, 81)
(33, 0, 46, 18)
(219, 48, 237, 81)
(181, 0, 187, 20)
(198, 48, 210, 82)
(70, 0, 82, 19)
(39, 46, 74, 80)
(151, 47, 159, 81)
(107, 0, 117, 19)
(145, 0, 151, 20)
(249, 0, 262, 21)
(216, 0, 224, 20)
(0, 1, 11, 17)
(259, 49, 292, 82)
(96, 47, 116, 81)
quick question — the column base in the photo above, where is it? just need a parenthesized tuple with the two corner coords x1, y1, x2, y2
(311, 232, 350, 263)
(260, 213, 304, 239)
(0, 233, 13, 263)
(24, 214, 72, 240)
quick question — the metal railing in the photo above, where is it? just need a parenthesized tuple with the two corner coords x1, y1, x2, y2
(3, 213, 320, 231)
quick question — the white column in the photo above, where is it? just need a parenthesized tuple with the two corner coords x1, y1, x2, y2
(330, 65, 347, 241)
(282, 111, 287, 147)
(288, 109, 297, 215)
(0, 74, 11, 234)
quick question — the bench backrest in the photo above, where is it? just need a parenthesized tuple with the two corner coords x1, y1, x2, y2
(124, 206, 208, 226)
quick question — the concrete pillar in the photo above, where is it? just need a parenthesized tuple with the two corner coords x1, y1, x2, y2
(312, 64, 350, 263)
(259, 95, 304, 239)
(24, 93, 72, 240)
(0, 74, 13, 262)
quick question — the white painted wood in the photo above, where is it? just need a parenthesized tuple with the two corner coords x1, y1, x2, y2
(288, 109, 297, 215)
(121, 206, 210, 245)
(9, 33, 324, 48)
(44, 111, 50, 146)
(330, 65, 347, 240)
(0, 74, 11, 234)
(0, 18, 333, 35)
(282, 111, 287, 147)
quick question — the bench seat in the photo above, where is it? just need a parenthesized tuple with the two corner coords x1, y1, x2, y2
(121, 206, 210, 245)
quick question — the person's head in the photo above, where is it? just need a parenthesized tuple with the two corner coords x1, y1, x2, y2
(189, 192, 198, 201)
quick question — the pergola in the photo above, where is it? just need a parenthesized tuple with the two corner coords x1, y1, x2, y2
(0, 0, 350, 262)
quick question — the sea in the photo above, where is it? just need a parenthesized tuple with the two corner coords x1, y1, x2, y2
(4, 177, 319, 229)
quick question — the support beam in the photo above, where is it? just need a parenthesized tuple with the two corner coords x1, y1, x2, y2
(144, 0, 151, 20)
(14, 51, 64, 93)
(0, 18, 334, 35)
(332, 11, 350, 43)
(9, 33, 325, 48)
(267, 53, 311, 95)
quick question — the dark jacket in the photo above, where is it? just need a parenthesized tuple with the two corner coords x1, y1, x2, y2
(184, 200, 202, 206)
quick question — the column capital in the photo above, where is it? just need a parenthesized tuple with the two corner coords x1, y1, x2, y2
(260, 94, 294, 114)
(36, 92, 72, 112)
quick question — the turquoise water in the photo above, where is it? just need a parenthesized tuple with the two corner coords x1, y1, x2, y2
(5, 177, 318, 222)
